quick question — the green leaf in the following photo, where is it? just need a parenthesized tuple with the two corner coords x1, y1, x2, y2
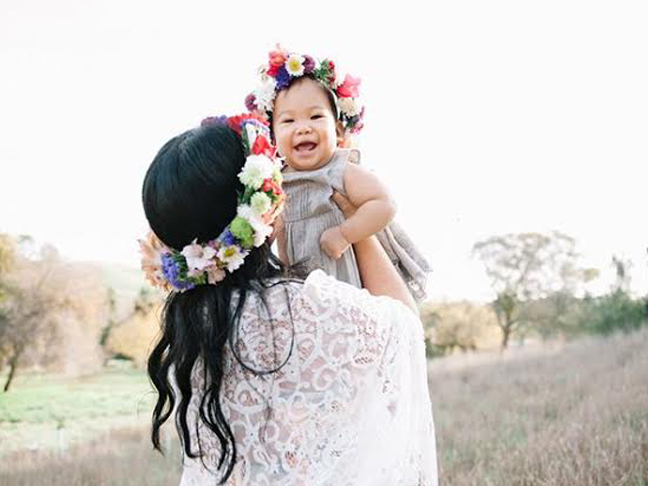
(230, 217, 254, 248)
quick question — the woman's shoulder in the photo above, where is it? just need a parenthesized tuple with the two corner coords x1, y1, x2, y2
(299, 270, 421, 332)
(245, 270, 423, 360)
(288, 270, 424, 377)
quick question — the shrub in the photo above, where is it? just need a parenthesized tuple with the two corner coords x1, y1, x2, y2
(579, 290, 647, 335)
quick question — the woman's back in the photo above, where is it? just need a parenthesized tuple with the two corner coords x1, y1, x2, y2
(180, 270, 438, 486)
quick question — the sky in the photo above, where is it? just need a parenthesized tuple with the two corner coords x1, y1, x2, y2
(1, 0, 647, 301)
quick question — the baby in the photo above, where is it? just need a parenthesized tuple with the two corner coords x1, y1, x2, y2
(245, 47, 430, 301)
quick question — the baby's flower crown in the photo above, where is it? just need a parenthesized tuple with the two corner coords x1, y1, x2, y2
(139, 114, 285, 293)
(245, 45, 365, 134)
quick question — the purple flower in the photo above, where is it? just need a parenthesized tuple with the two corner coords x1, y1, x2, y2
(161, 253, 194, 291)
(244, 93, 257, 112)
(303, 55, 315, 74)
(201, 115, 228, 127)
(219, 229, 237, 246)
(275, 65, 291, 90)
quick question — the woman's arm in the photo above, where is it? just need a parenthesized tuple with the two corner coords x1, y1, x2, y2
(331, 191, 418, 315)
(320, 164, 396, 259)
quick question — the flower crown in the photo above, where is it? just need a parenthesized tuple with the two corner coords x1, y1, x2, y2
(245, 45, 365, 134)
(139, 114, 285, 292)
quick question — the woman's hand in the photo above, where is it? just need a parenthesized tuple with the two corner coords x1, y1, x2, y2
(331, 191, 358, 219)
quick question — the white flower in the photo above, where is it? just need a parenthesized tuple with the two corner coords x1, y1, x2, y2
(285, 54, 305, 77)
(250, 192, 272, 218)
(254, 78, 277, 113)
(181, 240, 217, 277)
(244, 124, 261, 148)
(238, 155, 274, 190)
(338, 97, 361, 117)
(217, 245, 247, 272)
(238, 205, 273, 247)
(257, 64, 268, 78)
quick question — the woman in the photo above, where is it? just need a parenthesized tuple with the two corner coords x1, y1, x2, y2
(140, 115, 438, 485)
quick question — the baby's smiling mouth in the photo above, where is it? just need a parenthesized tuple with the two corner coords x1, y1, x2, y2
(294, 142, 317, 153)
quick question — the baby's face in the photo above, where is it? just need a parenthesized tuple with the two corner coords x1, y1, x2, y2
(272, 78, 339, 171)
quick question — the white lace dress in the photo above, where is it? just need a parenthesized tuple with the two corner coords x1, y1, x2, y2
(178, 270, 438, 486)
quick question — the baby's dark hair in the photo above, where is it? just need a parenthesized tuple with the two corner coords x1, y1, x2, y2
(143, 123, 301, 483)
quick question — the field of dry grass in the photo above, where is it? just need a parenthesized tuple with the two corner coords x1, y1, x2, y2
(430, 326, 648, 485)
(0, 425, 181, 486)
(1, 327, 647, 485)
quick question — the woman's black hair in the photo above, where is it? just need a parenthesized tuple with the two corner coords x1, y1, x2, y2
(143, 123, 302, 483)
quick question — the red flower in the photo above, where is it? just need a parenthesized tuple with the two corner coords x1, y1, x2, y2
(337, 74, 361, 98)
(267, 63, 281, 77)
(327, 60, 337, 83)
(252, 135, 274, 157)
(262, 179, 282, 196)
(226, 113, 268, 134)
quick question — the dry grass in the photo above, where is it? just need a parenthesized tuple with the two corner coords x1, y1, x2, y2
(430, 326, 648, 485)
(1, 328, 647, 485)
(0, 425, 182, 486)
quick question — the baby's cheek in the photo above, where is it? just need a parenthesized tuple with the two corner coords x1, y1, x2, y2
(276, 132, 291, 156)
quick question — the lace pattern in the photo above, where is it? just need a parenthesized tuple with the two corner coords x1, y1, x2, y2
(178, 270, 438, 486)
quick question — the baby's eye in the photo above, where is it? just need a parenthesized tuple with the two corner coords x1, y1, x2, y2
(311, 114, 323, 120)
(281, 118, 294, 124)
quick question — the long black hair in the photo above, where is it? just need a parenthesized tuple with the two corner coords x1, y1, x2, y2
(142, 122, 301, 483)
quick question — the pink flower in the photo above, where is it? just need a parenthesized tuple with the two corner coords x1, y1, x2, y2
(268, 45, 287, 68)
(139, 231, 172, 291)
(337, 74, 361, 98)
(262, 179, 282, 196)
(303, 55, 315, 74)
(206, 266, 226, 285)
(245, 93, 257, 112)
(181, 240, 217, 276)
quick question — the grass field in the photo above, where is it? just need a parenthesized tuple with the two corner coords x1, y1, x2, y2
(1, 327, 647, 485)
(0, 367, 156, 456)
(430, 326, 648, 485)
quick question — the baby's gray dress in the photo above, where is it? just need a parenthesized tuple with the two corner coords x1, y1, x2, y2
(282, 148, 431, 302)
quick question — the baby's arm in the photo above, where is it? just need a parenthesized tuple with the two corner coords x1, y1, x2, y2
(320, 163, 396, 259)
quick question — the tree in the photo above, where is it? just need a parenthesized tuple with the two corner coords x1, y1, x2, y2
(421, 301, 499, 356)
(0, 243, 66, 391)
(133, 286, 158, 315)
(472, 231, 598, 349)
(611, 255, 632, 293)
(0, 233, 17, 375)
(0, 233, 16, 302)
(0, 239, 107, 391)
(99, 287, 117, 347)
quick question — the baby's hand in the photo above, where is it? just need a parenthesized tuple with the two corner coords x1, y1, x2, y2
(320, 226, 350, 260)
